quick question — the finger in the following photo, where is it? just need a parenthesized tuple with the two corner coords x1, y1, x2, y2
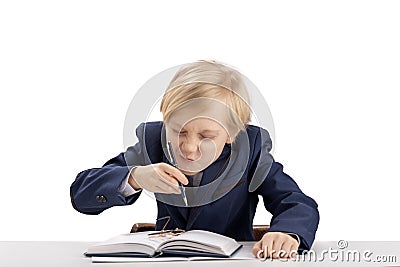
(263, 238, 274, 258)
(153, 165, 180, 186)
(280, 241, 293, 259)
(158, 170, 180, 187)
(158, 176, 181, 194)
(150, 169, 180, 194)
(158, 175, 184, 194)
(161, 163, 188, 185)
(151, 185, 166, 194)
(252, 241, 263, 258)
(272, 239, 284, 259)
(288, 243, 299, 258)
(153, 184, 180, 194)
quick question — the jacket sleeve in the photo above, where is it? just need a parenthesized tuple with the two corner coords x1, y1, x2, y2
(70, 145, 143, 215)
(70, 124, 149, 215)
(256, 162, 319, 251)
(252, 128, 320, 251)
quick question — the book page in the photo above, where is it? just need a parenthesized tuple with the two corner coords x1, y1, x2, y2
(98, 232, 166, 249)
(160, 230, 240, 255)
(87, 231, 174, 255)
(91, 243, 257, 263)
(88, 230, 242, 257)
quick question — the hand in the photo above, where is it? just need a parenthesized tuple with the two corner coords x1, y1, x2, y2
(128, 163, 188, 194)
(252, 232, 299, 259)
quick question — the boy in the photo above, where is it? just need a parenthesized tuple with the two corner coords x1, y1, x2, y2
(70, 60, 319, 259)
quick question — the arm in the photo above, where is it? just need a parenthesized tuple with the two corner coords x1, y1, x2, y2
(256, 162, 319, 251)
(250, 127, 319, 253)
(70, 122, 150, 215)
(70, 145, 143, 215)
(70, 121, 188, 215)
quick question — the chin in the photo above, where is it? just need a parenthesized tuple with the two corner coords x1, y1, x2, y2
(178, 156, 217, 176)
(181, 170, 200, 176)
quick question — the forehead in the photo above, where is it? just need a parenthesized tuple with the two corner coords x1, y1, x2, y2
(167, 98, 229, 124)
(169, 117, 223, 131)
(165, 97, 241, 137)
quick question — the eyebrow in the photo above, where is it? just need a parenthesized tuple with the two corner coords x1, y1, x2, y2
(180, 129, 220, 134)
(198, 129, 220, 134)
(169, 124, 220, 134)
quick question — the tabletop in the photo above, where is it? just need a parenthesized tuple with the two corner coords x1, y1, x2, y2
(1, 240, 400, 267)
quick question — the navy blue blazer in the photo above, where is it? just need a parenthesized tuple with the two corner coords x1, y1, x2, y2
(70, 121, 319, 250)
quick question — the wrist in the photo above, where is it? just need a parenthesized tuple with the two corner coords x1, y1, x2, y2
(128, 168, 142, 190)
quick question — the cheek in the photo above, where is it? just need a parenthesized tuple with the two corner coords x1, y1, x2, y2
(167, 131, 183, 147)
(200, 139, 225, 159)
(166, 129, 177, 140)
(199, 139, 215, 151)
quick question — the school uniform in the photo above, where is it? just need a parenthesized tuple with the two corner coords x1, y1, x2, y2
(70, 121, 319, 251)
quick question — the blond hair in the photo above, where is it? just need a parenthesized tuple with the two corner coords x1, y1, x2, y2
(160, 60, 251, 135)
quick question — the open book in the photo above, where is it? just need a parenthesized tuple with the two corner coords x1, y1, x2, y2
(85, 230, 242, 258)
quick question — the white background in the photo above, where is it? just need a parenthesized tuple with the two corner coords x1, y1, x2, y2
(0, 1, 399, 242)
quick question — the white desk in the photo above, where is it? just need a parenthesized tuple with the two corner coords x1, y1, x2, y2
(1, 241, 400, 266)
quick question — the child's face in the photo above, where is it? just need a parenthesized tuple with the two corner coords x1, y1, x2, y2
(166, 117, 231, 176)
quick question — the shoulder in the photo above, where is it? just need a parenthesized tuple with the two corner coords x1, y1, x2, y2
(136, 121, 164, 137)
(245, 124, 262, 138)
(245, 124, 273, 153)
(134, 121, 164, 163)
(135, 121, 165, 145)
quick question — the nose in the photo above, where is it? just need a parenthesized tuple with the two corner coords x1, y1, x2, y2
(180, 136, 199, 160)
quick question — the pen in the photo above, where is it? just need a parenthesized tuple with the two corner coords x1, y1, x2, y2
(167, 141, 188, 206)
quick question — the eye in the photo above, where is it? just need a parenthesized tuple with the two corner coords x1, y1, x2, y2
(200, 134, 216, 139)
(171, 128, 184, 135)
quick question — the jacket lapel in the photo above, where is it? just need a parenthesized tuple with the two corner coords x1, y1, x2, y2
(185, 145, 236, 229)
(185, 133, 250, 229)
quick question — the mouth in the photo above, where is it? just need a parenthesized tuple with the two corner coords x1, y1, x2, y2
(180, 155, 196, 162)
(178, 155, 210, 175)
